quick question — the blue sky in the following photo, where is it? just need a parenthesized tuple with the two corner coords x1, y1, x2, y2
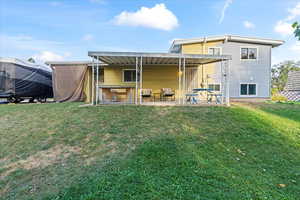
(1, 0, 300, 64)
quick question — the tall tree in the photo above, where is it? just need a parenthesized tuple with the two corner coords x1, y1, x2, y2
(293, 22, 300, 40)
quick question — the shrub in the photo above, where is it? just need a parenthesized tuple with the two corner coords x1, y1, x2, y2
(271, 93, 287, 102)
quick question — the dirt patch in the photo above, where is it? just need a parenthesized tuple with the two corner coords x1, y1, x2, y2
(0, 183, 9, 196)
(0, 144, 81, 179)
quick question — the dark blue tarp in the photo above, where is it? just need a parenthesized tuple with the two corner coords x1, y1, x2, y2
(0, 58, 53, 99)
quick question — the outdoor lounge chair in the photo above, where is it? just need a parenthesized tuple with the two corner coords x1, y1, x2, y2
(161, 88, 175, 101)
(141, 89, 153, 101)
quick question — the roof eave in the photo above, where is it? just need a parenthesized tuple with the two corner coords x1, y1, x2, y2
(172, 35, 285, 48)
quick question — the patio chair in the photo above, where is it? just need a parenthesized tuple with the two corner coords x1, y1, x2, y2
(141, 89, 153, 101)
(161, 88, 175, 101)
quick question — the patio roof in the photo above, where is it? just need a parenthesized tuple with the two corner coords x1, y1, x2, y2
(88, 51, 231, 65)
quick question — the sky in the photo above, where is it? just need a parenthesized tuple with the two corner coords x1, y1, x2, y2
(1, 0, 300, 65)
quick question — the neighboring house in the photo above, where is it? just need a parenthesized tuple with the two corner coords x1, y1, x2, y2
(47, 35, 284, 106)
(281, 70, 300, 101)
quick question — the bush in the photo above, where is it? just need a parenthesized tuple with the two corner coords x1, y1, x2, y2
(271, 93, 287, 102)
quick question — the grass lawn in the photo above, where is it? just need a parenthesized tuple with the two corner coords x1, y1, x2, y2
(0, 102, 300, 200)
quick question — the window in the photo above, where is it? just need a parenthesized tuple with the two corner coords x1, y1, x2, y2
(240, 84, 256, 95)
(241, 48, 257, 60)
(93, 68, 104, 83)
(170, 44, 182, 53)
(208, 47, 222, 55)
(123, 69, 136, 82)
(208, 84, 221, 91)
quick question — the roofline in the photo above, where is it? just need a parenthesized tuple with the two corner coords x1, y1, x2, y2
(0, 57, 52, 72)
(170, 35, 285, 51)
(46, 61, 91, 65)
(45, 61, 106, 66)
(88, 51, 231, 60)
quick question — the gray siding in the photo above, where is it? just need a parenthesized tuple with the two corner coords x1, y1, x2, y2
(216, 42, 272, 98)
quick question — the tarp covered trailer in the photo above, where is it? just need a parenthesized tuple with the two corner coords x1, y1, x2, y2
(0, 58, 53, 103)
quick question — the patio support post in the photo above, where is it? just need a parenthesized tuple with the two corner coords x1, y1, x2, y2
(96, 56, 99, 105)
(183, 57, 186, 105)
(92, 57, 95, 105)
(178, 57, 182, 105)
(225, 60, 230, 106)
(140, 56, 143, 105)
(135, 57, 138, 105)
(221, 59, 226, 105)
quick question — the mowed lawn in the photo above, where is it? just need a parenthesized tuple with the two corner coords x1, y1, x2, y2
(0, 102, 300, 200)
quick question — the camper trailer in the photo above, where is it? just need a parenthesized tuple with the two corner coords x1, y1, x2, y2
(0, 58, 53, 103)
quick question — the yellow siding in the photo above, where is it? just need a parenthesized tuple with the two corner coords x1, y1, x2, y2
(143, 66, 178, 92)
(103, 66, 136, 87)
(181, 41, 223, 54)
(182, 41, 223, 88)
(83, 67, 92, 103)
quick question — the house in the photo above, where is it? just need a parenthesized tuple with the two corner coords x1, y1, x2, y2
(47, 35, 284, 106)
(170, 35, 284, 101)
(281, 70, 300, 101)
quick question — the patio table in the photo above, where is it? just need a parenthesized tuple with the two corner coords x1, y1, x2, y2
(207, 93, 222, 104)
(185, 93, 199, 104)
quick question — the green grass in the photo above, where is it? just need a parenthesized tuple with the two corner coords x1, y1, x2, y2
(0, 102, 300, 200)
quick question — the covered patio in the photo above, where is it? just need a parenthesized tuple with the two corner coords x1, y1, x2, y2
(88, 51, 231, 106)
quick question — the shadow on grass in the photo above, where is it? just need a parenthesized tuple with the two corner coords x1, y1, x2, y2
(46, 105, 300, 200)
(248, 102, 300, 123)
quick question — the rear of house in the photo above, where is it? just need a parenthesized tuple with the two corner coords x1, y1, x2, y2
(47, 35, 284, 105)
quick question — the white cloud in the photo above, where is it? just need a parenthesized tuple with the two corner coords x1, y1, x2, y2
(243, 21, 255, 29)
(33, 51, 70, 62)
(0, 34, 63, 52)
(114, 3, 179, 31)
(274, 20, 294, 36)
(274, 1, 300, 37)
(290, 41, 300, 52)
(219, 0, 233, 24)
(0, 34, 72, 62)
(286, 2, 300, 21)
(82, 34, 94, 41)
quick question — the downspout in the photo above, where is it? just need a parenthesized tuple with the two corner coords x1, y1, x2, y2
(201, 37, 207, 87)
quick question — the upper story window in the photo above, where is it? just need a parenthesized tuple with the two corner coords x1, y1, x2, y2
(241, 48, 258, 60)
(170, 44, 182, 53)
(208, 47, 222, 55)
(123, 69, 136, 82)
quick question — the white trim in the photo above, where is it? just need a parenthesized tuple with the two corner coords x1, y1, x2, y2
(240, 47, 259, 61)
(170, 35, 284, 51)
(122, 69, 136, 83)
(239, 83, 258, 97)
(208, 47, 222, 55)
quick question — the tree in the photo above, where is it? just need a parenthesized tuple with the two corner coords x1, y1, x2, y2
(292, 22, 300, 40)
(272, 61, 300, 92)
(27, 57, 36, 63)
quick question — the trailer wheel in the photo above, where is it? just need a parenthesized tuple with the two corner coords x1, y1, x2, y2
(29, 98, 35, 103)
(8, 97, 21, 103)
(37, 97, 47, 103)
